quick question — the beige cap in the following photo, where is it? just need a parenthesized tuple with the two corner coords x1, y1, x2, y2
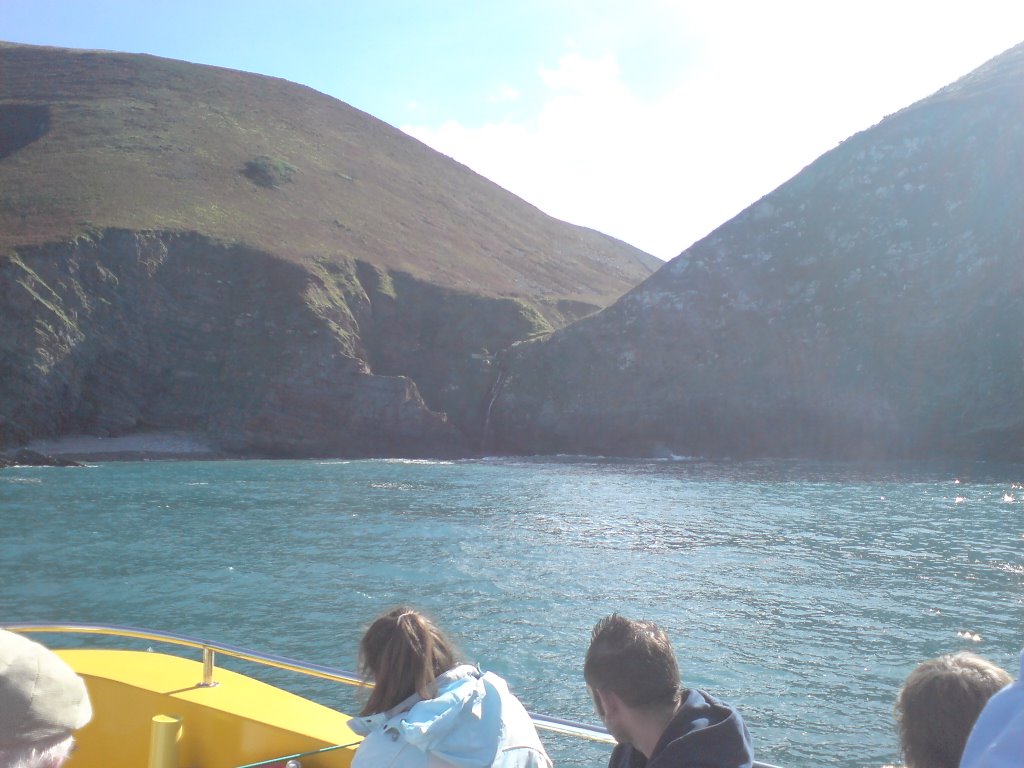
(0, 630, 92, 750)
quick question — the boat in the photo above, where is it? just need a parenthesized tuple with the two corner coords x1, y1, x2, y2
(1, 623, 615, 768)
(2, 623, 779, 768)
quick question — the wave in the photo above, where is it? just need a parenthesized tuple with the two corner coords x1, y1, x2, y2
(377, 458, 454, 465)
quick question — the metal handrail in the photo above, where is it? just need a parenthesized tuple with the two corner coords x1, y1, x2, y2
(1, 622, 368, 688)
(1, 622, 612, 743)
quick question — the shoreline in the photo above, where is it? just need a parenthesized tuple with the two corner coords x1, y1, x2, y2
(21, 432, 223, 462)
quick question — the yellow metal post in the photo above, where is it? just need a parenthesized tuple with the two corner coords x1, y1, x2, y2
(148, 714, 182, 768)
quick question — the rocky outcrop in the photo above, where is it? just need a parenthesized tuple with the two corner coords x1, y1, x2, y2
(1, 449, 83, 467)
(489, 42, 1024, 460)
(352, 263, 555, 446)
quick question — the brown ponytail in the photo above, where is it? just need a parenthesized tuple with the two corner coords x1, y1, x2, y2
(358, 606, 459, 715)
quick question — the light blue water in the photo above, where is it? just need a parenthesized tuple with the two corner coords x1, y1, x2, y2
(1, 457, 1021, 768)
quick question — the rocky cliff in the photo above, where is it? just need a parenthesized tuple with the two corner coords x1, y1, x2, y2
(0, 43, 658, 456)
(0, 230, 458, 455)
(489, 42, 1024, 461)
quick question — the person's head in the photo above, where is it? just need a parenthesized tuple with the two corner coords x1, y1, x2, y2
(584, 614, 681, 713)
(895, 651, 1011, 768)
(358, 607, 459, 716)
(0, 630, 93, 768)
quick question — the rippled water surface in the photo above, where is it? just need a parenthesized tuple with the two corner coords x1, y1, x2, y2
(2, 457, 1021, 768)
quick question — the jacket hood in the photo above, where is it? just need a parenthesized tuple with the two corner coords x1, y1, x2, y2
(645, 688, 754, 768)
(959, 648, 1024, 768)
(349, 665, 505, 766)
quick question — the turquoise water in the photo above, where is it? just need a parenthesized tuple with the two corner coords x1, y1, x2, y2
(1, 457, 1021, 768)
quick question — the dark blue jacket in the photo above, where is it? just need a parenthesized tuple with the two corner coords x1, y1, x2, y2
(608, 688, 754, 768)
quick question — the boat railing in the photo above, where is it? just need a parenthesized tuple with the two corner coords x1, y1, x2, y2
(2, 622, 613, 743)
(4, 622, 783, 767)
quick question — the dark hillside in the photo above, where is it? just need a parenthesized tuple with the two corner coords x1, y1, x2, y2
(0, 43, 657, 456)
(489, 42, 1024, 461)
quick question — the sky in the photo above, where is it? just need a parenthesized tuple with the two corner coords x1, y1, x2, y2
(3, 1, 1024, 260)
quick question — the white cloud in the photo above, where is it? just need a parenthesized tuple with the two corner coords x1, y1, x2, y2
(488, 86, 521, 104)
(538, 52, 620, 93)
(403, 4, 1024, 261)
(405, 48, 792, 260)
(405, 52, 691, 259)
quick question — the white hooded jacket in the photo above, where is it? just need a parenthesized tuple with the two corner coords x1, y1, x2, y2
(348, 665, 551, 768)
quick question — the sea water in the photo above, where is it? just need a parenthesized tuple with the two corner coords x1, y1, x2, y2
(1, 456, 1021, 768)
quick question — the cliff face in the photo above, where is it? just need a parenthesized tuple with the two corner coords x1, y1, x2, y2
(489, 42, 1024, 460)
(0, 43, 658, 456)
(0, 230, 461, 456)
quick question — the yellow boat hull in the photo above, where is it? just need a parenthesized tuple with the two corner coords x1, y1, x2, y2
(58, 649, 360, 768)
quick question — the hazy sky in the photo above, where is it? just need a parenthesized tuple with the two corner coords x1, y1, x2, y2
(3, 1, 1024, 259)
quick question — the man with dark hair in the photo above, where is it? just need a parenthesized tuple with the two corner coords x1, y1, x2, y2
(584, 614, 754, 768)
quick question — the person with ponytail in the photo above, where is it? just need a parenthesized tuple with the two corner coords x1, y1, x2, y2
(349, 606, 552, 768)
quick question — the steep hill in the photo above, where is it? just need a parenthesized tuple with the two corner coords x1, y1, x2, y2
(0, 42, 655, 301)
(0, 42, 658, 456)
(489, 42, 1024, 461)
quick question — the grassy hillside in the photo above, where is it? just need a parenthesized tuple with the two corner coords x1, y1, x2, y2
(0, 42, 657, 306)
